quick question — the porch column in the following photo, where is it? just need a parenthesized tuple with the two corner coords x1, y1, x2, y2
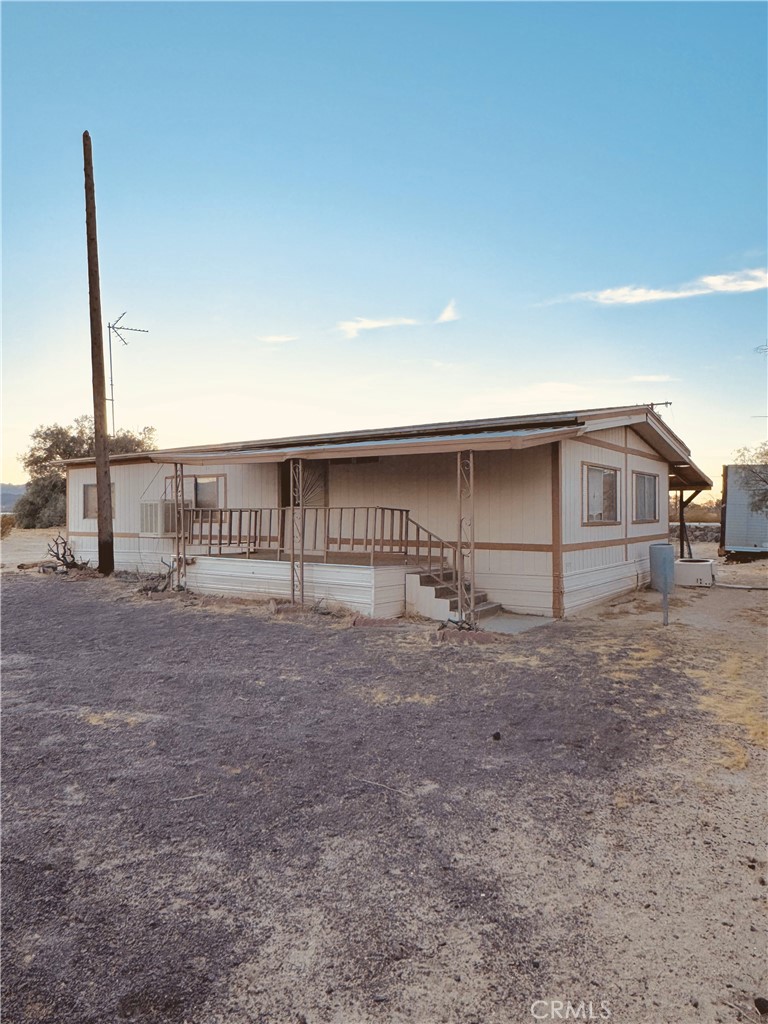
(551, 443, 564, 619)
(456, 450, 475, 624)
(679, 488, 702, 559)
(173, 462, 187, 591)
(289, 458, 305, 604)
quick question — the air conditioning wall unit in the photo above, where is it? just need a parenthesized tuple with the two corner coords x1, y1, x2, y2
(140, 500, 190, 537)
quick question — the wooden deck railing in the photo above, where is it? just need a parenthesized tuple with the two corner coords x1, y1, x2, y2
(183, 506, 456, 578)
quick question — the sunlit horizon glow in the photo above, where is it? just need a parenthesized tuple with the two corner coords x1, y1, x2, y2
(3, 3, 766, 496)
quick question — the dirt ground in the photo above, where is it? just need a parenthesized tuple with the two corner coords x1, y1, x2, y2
(0, 527, 56, 569)
(1, 534, 767, 1024)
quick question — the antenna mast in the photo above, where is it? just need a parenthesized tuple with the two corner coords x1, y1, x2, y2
(107, 312, 148, 435)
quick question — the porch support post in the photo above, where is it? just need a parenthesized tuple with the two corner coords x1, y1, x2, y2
(551, 442, 565, 619)
(173, 462, 187, 590)
(457, 450, 475, 625)
(289, 458, 304, 604)
(679, 488, 702, 560)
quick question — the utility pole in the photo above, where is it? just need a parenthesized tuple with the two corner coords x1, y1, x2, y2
(83, 131, 114, 575)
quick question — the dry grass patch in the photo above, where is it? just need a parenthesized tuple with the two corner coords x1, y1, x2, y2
(686, 652, 768, 749)
(365, 688, 439, 707)
(80, 709, 154, 728)
(712, 738, 751, 771)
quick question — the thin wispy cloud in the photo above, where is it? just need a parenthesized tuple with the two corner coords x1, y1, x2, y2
(435, 299, 460, 323)
(573, 267, 767, 305)
(263, 303, 461, 344)
(337, 316, 420, 340)
(338, 301, 459, 339)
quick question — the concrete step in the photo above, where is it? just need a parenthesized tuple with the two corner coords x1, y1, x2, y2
(444, 599, 503, 618)
(434, 582, 482, 600)
(416, 570, 457, 587)
(448, 591, 489, 611)
(474, 601, 504, 618)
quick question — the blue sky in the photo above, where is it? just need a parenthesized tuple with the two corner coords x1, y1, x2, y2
(3, 1, 766, 489)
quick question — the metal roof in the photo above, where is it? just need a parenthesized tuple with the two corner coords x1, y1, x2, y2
(145, 424, 584, 465)
(57, 404, 713, 489)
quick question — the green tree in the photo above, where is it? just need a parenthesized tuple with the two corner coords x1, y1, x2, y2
(14, 416, 157, 528)
(732, 441, 768, 516)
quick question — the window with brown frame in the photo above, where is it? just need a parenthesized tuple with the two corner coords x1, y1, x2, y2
(83, 483, 115, 520)
(634, 472, 658, 522)
(164, 474, 226, 509)
(584, 465, 620, 523)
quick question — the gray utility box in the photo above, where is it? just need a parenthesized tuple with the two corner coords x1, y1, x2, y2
(649, 542, 675, 593)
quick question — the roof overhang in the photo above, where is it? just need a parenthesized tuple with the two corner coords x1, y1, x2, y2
(56, 404, 712, 489)
(145, 425, 584, 465)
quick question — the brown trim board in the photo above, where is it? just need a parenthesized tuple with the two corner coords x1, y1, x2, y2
(68, 531, 142, 539)
(563, 532, 669, 553)
(575, 435, 667, 463)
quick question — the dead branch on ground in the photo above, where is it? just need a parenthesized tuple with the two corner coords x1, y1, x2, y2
(47, 534, 90, 570)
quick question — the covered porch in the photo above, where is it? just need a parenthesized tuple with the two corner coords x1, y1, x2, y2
(168, 447, 504, 622)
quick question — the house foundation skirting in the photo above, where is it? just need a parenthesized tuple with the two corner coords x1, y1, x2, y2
(185, 556, 408, 618)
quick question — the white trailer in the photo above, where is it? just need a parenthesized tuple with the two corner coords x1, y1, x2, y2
(720, 465, 768, 554)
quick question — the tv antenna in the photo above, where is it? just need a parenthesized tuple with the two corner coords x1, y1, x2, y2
(107, 312, 148, 435)
(648, 401, 672, 410)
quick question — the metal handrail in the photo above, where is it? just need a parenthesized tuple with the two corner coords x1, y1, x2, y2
(404, 515, 457, 582)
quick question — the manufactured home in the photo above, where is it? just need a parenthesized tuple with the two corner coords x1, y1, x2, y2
(63, 405, 711, 621)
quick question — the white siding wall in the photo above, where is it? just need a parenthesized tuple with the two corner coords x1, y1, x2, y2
(329, 449, 551, 544)
(329, 448, 553, 612)
(65, 533, 175, 573)
(560, 428, 669, 613)
(476, 554, 553, 615)
(185, 557, 408, 617)
(66, 462, 279, 572)
(586, 426, 626, 446)
(626, 430, 658, 456)
(372, 566, 410, 617)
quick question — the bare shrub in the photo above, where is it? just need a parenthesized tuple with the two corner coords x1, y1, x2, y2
(47, 534, 90, 570)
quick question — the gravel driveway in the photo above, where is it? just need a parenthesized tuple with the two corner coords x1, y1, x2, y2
(2, 571, 766, 1024)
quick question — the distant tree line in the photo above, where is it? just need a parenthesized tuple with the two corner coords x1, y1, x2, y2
(14, 416, 156, 528)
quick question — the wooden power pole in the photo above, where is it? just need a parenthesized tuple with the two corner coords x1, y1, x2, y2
(83, 130, 114, 575)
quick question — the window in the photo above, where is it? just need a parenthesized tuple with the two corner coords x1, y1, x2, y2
(83, 483, 115, 520)
(634, 472, 658, 522)
(164, 474, 226, 509)
(584, 465, 619, 523)
(194, 476, 220, 509)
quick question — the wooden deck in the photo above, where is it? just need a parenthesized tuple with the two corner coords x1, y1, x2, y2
(211, 548, 430, 567)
